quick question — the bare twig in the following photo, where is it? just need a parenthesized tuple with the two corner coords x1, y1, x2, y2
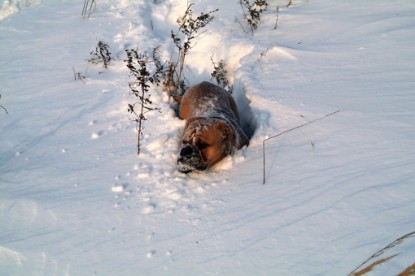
(262, 110, 340, 184)
(239, 1, 251, 34)
(82, 0, 96, 20)
(0, 94, 8, 114)
(273, 6, 280, 30)
(235, 17, 248, 33)
(258, 46, 271, 61)
(72, 67, 86, 83)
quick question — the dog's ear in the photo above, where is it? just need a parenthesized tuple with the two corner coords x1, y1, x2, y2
(173, 94, 182, 104)
(214, 120, 235, 154)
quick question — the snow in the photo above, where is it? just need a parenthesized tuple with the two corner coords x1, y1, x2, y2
(0, 0, 41, 20)
(1, 0, 414, 275)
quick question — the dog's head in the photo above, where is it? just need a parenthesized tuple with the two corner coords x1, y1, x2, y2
(178, 117, 235, 173)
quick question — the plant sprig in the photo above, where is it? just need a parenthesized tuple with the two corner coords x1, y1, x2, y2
(125, 49, 162, 155)
(166, 3, 218, 96)
(211, 58, 233, 93)
(240, 0, 268, 35)
(88, 41, 112, 69)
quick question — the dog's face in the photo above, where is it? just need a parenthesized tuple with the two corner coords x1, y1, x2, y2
(178, 118, 234, 173)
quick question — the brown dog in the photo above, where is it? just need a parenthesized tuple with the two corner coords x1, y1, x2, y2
(177, 82, 249, 173)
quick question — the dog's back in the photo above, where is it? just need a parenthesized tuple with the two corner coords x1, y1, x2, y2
(179, 82, 239, 122)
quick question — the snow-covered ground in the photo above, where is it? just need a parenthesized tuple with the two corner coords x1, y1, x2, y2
(1, 0, 414, 275)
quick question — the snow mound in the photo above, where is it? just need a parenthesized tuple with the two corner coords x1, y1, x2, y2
(0, 0, 41, 20)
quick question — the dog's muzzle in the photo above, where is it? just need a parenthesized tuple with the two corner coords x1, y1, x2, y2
(177, 144, 207, 173)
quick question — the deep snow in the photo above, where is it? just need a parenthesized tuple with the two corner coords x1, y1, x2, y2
(1, 0, 414, 275)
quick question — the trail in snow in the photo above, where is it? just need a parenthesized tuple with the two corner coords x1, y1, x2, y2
(0, 0, 414, 275)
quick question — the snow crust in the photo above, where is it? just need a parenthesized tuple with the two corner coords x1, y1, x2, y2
(1, 0, 414, 275)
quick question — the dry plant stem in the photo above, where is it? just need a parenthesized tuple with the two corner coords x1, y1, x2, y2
(0, 94, 8, 114)
(274, 6, 279, 29)
(81, 0, 88, 17)
(239, 1, 251, 34)
(72, 67, 77, 80)
(0, 105, 7, 114)
(136, 86, 146, 155)
(175, 4, 193, 84)
(258, 46, 270, 61)
(236, 17, 248, 33)
(82, 0, 96, 19)
(262, 110, 340, 184)
(72, 67, 86, 83)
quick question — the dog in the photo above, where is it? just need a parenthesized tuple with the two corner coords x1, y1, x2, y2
(177, 81, 249, 173)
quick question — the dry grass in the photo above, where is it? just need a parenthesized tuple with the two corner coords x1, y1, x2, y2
(398, 262, 415, 276)
(351, 254, 397, 276)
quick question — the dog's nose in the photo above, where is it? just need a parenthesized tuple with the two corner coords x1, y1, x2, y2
(180, 145, 193, 156)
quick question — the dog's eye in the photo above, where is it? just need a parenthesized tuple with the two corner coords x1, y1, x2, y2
(196, 141, 208, 150)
